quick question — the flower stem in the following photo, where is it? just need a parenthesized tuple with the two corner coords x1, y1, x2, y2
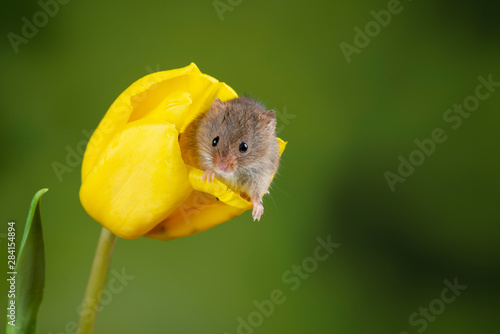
(77, 227, 117, 334)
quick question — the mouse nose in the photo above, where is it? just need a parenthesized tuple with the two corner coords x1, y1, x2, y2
(215, 156, 234, 173)
(217, 162, 229, 172)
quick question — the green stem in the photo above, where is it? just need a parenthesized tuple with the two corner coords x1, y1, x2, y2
(77, 227, 117, 334)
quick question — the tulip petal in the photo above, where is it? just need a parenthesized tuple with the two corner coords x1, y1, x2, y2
(146, 190, 246, 240)
(146, 139, 287, 240)
(277, 138, 287, 155)
(80, 119, 191, 239)
(81, 63, 237, 182)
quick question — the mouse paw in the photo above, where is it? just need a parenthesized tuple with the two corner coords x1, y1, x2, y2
(252, 202, 264, 221)
(201, 170, 215, 183)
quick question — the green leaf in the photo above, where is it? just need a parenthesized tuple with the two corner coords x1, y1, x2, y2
(6, 189, 48, 334)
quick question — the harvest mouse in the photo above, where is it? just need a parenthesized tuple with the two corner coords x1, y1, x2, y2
(179, 96, 280, 221)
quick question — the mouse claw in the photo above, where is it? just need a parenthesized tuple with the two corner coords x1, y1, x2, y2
(201, 170, 215, 183)
(252, 202, 264, 221)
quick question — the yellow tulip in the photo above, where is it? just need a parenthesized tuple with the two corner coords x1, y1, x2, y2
(80, 63, 286, 240)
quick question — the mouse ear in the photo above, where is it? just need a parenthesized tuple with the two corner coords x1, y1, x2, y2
(264, 109, 276, 119)
(209, 98, 225, 113)
(261, 109, 277, 127)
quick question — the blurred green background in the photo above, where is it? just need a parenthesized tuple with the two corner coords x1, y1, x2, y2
(1, 0, 499, 333)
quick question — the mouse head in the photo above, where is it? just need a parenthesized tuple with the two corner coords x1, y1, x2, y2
(196, 97, 276, 177)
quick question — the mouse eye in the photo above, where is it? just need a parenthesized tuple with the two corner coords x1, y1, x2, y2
(212, 136, 219, 147)
(239, 142, 248, 153)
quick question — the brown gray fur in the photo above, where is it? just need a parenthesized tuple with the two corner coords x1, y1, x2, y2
(179, 96, 280, 220)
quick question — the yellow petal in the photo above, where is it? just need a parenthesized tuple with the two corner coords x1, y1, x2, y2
(80, 119, 191, 239)
(81, 63, 237, 182)
(146, 190, 246, 240)
(277, 138, 287, 155)
(146, 139, 287, 241)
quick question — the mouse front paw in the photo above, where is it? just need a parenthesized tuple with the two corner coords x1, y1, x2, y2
(201, 170, 215, 183)
(252, 202, 264, 221)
